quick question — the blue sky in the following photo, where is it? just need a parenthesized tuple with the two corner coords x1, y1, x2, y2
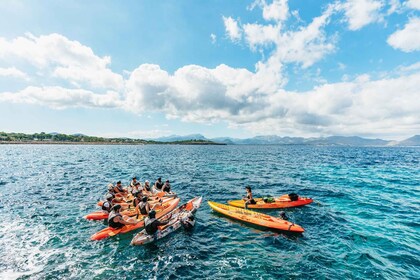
(0, 0, 419, 140)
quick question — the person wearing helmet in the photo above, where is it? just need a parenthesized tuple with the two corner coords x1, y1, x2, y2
(144, 210, 169, 235)
(181, 212, 195, 230)
(107, 204, 138, 229)
(101, 194, 114, 212)
(130, 177, 138, 189)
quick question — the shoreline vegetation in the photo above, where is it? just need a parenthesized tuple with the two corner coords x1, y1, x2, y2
(0, 132, 225, 145)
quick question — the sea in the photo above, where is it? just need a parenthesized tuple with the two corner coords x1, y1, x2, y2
(0, 144, 418, 279)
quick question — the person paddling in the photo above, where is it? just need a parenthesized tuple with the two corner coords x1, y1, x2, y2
(243, 186, 256, 209)
(107, 204, 138, 229)
(144, 210, 169, 236)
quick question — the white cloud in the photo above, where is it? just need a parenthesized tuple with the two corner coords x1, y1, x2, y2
(0, 33, 124, 90)
(0, 86, 122, 109)
(210, 33, 217, 44)
(387, 17, 420, 52)
(0, 67, 28, 80)
(342, 0, 384, 30)
(406, 0, 420, 10)
(222, 16, 242, 41)
(261, 0, 289, 22)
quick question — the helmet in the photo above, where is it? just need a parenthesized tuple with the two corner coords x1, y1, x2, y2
(145, 180, 150, 184)
(105, 194, 113, 201)
(148, 210, 156, 218)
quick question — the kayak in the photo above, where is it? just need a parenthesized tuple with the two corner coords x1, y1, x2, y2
(85, 197, 175, 220)
(208, 201, 304, 233)
(131, 197, 203, 246)
(90, 198, 180, 241)
(96, 192, 177, 207)
(227, 194, 313, 209)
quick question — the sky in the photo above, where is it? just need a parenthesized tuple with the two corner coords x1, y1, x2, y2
(0, 0, 419, 140)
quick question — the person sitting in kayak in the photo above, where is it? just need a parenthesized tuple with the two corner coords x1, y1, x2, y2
(107, 184, 124, 202)
(107, 204, 138, 229)
(132, 191, 143, 208)
(130, 177, 138, 189)
(243, 186, 256, 209)
(154, 177, 164, 192)
(162, 180, 171, 193)
(144, 210, 169, 236)
(113, 181, 127, 195)
(143, 180, 152, 195)
(181, 212, 195, 230)
(131, 182, 142, 195)
(102, 194, 114, 212)
(136, 196, 152, 217)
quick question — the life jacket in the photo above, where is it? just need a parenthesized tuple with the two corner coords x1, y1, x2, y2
(102, 201, 112, 212)
(155, 182, 163, 190)
(145, 217, 157, 235)
(133, 198, 140, 207)
(139, 202, 148, 215)
(108, 211, 124, 229)
(163, 184, 171, 193)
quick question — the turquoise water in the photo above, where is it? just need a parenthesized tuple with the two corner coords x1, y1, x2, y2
(0, 145, 419, 279)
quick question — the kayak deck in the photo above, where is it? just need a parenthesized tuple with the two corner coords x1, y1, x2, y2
(90, 198, 180, 241)
(131, 197, 202, 246)
(228, 195, 313, 209)
(208, 201, 304, 233)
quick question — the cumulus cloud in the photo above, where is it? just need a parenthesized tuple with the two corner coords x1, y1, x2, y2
(0, 1, 419, 139)
(0, 67, 28, 80)
(223, 16, 242, 41)
(406, 0, 420, 10)
(342, 0, 384, 30)
(0, 33, 124, 90)
(0, 86, 122, 109)
(387, 17, 420, 52)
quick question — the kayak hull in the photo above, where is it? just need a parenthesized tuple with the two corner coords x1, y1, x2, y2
(90, 198, 180, 241)
(228, 195, 313, 209)
(208, 201, 304, 233)
(131, 197, 202, 246)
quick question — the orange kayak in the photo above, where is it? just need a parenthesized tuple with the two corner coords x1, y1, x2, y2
(85, 197, 174, 220)
(208, 201, 304, 233)
(227, 194, 313, 209)
(96, 192, 176, 207)
(90, 198, 180, 241)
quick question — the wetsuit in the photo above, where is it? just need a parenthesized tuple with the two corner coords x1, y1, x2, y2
(108, 211, 124, 229)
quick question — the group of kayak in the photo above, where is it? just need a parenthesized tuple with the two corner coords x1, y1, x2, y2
(85, 179, 313, 245)
(84, 177, 202, 245)
(208, 186, 313, 233)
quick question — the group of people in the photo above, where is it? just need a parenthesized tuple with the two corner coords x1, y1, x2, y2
(102, 177, 194, 236)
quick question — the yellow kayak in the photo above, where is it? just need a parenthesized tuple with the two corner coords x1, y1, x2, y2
(208, 201, 304, 233)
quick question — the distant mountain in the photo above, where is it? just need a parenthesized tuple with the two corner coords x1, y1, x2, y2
(392, 135, 420, 146)
(149, 134, 420, 147)
(154, 134, 207, 142)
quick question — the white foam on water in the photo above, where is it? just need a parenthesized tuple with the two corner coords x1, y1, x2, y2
(0, 217, 55, 279)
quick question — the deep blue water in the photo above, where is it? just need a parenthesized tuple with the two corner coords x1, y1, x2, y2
(0, 144, 419, 279)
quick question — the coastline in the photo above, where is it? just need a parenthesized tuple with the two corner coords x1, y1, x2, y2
(0, 141, 226, 145)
